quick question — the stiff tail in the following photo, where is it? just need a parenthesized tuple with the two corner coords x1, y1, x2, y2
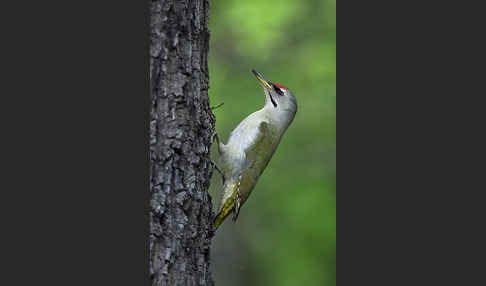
(213, 196, 234, 229)
(213, 180, 240, 229)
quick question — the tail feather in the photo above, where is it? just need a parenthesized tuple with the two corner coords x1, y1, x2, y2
(213, 182, 237, 229)
(213, 197, 234, 229)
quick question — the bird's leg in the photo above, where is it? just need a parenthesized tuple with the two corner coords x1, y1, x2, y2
(211, 131, 223, 156)
(210, 131, 226, 185)
(232, 174, 243, 222)
(233, 192, 241, 222)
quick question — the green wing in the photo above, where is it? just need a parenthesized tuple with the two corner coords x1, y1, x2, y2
(214, 121, 280, 229)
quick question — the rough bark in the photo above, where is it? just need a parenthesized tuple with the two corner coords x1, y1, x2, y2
(150, 0, 214, 285)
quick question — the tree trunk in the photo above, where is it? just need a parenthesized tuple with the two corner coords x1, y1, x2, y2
(150, 0, 214, 285)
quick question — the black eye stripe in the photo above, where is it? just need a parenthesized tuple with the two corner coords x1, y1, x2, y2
(273, 84, 283, 95)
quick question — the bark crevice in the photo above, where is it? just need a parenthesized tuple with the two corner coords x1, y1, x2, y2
(150, 0, 214, 285)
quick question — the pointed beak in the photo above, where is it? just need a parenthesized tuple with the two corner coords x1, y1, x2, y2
(252, 69, 272, 90)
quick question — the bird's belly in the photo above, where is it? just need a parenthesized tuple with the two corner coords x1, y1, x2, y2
(221, 124, 260, 175)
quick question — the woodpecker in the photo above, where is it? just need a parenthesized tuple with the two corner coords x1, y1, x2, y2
(212, 70, 298, 229)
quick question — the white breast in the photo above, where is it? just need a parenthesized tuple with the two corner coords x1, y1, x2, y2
(222, 110, 266, 175)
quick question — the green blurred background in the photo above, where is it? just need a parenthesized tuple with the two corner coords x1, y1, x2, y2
(208, 0, 335, 285)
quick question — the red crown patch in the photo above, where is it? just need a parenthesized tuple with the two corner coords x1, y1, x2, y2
(273, 82, 288, 90)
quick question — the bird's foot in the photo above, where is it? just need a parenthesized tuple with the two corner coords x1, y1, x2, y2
(232, 178, 243, 222)
(211, 131, 223, 155)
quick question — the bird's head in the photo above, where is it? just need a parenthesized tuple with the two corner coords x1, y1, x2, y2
(252, 69, 298, 120)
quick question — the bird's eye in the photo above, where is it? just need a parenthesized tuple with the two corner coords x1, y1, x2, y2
(273, 85, 283, 96)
